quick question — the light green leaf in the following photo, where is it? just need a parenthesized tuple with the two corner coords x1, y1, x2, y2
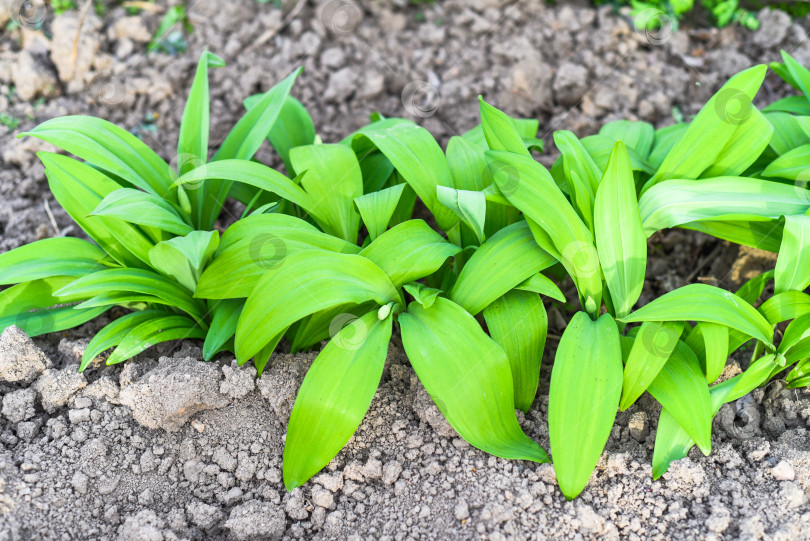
(22, 116, 174, 196)
(775, 215, 810, 294)
(403, 282, 442, 308)
(244, 94, 316, 174)
(175, 160, 317, 217)
(758, 290, 810, 325)
(196, 214, 359, 299)
(400, 297, 549, 463)
(701, 108, 773, 177)
(81, 310, 167, 371)
(283, 310, 392, 490)
(353, 119, 458, 231)
(620, 321, 683, 411)
(765, 112, 810, 155)
(178, 51, 224, 226)
(645, 65, 767, 191)
(515, 272, 566, 303)
(354, 184, 405, 241)
(762, 144, 810, 180)
(483, 290, 547, 413)
(235, 250, 400, 362)
(620, 283, 774, 347)
(485, 151, 603, 314)
(450, 220, 555, 315)
(55, 268, 207, 325)
(0, 276, 106, 337)
(290, 144, 363, 243)
(549, 312, 622, 500)
(681, 219, 784, 253)
(91, 188, 192, 236)
(639, 176, 810, 236)
(148, 230, 219, 292)
(479, 98, 531, 157)
(647, 341, 713, 454)
(0, 237, 108, 285)
(594, 142, 647, 318)
(436, 186, 486, 243)
(107, 315, 205, 365)
(40, 152, 154, 268)
(684, 323, 729, 383)
(359, 220, 461, 288)
(446, 135, 488, 190)
(599, 120, 655, 157)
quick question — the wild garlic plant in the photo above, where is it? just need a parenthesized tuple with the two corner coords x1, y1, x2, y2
(1, 51, 809, 500)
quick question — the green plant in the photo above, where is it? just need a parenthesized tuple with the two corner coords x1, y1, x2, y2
(0, 52, 304, 370)
(2, 50, 809, 504)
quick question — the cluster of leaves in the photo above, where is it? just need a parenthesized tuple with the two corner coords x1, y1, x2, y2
(2, 50, 810, 501)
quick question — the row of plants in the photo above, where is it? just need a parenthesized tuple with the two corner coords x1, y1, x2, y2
(1, 50, 810, 500)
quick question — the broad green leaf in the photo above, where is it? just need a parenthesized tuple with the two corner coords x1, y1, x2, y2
(485, 151, 603, 314)
(578, 135, 654, 175)
(290, 302, 373, 353)
(176, 160, 317, 218)
(555, 130, 601, 205)
(782, 50, 810, 100)
(621, 283, 774, 347)
(725, 354, 779, 403)
(515, 272, 566, 303)
(446, 135, 488, 190)
(200, 68, 301, 229)
(354, 184, 405, 241)
(594, 142, 646, 318)
(787, 360, 810, 388)
(149, 231, 219, 292)
(107, 315, 205, 365)
(620, 321, 683, 411)
(648, 123, 688, 171)
(651, 376, 736, 479)
(55, 268, 207, 324)
(244, 94, 316, 174)
(775, 215, 810, 294)
(462, 118, 541, 151)
(357, 151, 394, 193)
(645, 65, 767, 190)
(353, 119, 458, 231)
(764, 96, 810, 116)
(290, 144, 363, 243)
(762, 144, 810, 180)
(681, 219, 783, 253)
(436, 186, 486, 243)
(479, 98, 531, 157)
(196, 214, 359, 299)
(549, 312, 622, 500)
(40, 152, 154, 268)
(758, 290, 810, 325)
(765, 112, 810, 155)
(647, 341, 713, 454)
(599, 120, 655, 157)
(81, 310, 167, 371)
(283, 311, 392, 490)
(736, 269, 775, 305)
(778, 313, 810, 362)
(400, 297, 549, 462)
(701, 108, 773, 177)
(684, 323, 729, 383)
(235, 251, 400, 362)
(22, 116, 173, 196)
(639, 176, 810, 236)
(0, 276, 106, 337)
(450, 220, 555, 315)
(483, 290, 547, 413)
(91, 188, 192, 236)
(0, 237, 108, 285)
(359, 220, 461, 287)
(178, 51, 224, 226)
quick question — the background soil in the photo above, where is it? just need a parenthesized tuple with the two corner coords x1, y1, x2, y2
(0, 1, 809, 539)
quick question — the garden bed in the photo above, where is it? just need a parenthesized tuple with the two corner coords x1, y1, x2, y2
(1, 0, 809, 539)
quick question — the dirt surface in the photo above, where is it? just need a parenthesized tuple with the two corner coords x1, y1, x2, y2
(1, 1, 809, 539)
